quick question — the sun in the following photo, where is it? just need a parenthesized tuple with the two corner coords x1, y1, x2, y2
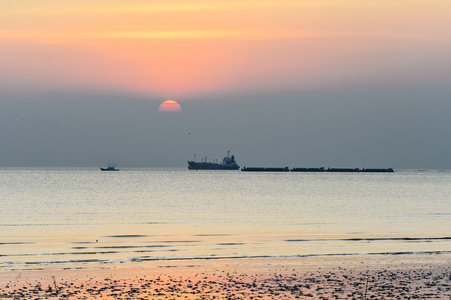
(159, 100, 182, 112)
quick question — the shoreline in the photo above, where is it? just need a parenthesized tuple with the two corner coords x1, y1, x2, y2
(1, 255, 450, 299)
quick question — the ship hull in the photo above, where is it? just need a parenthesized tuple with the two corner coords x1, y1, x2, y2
(188, 162, 239, 170)
(291, 168, 326, 172)
(241, 167, 394, 173)
(100, 166, 119, 171)
(241, 167, 289, 172)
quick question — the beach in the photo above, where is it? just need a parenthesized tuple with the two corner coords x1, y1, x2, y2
(1, 255, 450, 299)
(1, 169, 450, 299)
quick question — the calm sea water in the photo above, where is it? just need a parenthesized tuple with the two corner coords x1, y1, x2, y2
(1, 168, 450, 271)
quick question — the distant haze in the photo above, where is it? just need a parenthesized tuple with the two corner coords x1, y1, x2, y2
(1, 1, 450, 169)
(0, 84, 450, 169)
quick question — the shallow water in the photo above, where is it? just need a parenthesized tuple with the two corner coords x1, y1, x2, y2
(1, 168, 450, 271)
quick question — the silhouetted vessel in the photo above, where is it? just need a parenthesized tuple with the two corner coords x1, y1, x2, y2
(327, 168, 361, 172)
(291, 167, 326, 172)
(361, 168, 394, 173)
(291, 167, 394, 173)
(100, 165, 119, 171)
(188, 151, 239, 170)
(240, 166, 394, 173)
(241, 167, 289, 172)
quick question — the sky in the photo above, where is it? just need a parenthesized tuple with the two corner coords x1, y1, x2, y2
(1, 0, 450, 168)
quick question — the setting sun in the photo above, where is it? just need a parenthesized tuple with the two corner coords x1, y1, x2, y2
(159, 100, 182, 112)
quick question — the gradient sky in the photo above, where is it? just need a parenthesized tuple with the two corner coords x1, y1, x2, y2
(1, 1, 450, 168)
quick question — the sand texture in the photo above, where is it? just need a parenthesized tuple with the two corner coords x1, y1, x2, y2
(1, 259, 450, 299)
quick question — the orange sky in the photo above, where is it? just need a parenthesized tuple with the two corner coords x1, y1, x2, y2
(1, 0, 450, 97)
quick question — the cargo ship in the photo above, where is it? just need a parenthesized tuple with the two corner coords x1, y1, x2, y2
(360, 168, 394, 173)
(291, 167, 394, 173)
(188, 151, 239, 170)
(241, 167, 289, 172)
(291, 167, 326, 172)
(241, 167, 394, 172)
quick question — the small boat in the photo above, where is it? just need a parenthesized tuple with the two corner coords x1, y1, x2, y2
(100, 165, 119, 171)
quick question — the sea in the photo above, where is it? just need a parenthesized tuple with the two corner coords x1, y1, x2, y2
(1, 168, 450, 272)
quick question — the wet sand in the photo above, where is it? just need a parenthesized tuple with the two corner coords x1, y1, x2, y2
(1, 256, 450, 299)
